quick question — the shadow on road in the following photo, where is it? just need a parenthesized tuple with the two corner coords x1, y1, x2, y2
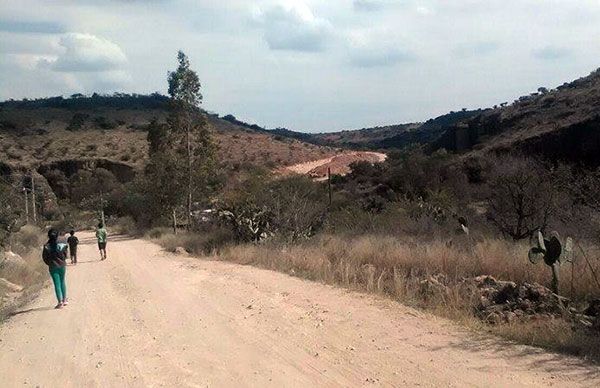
(425, 331, 600, 378)
(67, 260, 103, 265)
(8, 306, 55, 317)
(77, 234, 135, 245)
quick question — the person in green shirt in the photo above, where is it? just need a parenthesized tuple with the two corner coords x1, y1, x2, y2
(95, 222, 108, 261)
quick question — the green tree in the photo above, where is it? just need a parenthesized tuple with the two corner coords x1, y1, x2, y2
(147, 119, 170, 155)
(166, 51, 217, 228)
(0, 181, 21, 247)
(143, 150, 186, 224)
(70, 168, 121, 219)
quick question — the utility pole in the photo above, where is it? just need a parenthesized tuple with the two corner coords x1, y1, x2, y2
(100, 191, 106, 226)
(31, 171, 37, 223)
(23, 188, 29, 223)
(327, 167, 332, 206)
(172, 208, 177, 235)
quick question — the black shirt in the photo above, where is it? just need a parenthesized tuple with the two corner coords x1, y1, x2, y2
(67, 235, 79, 250)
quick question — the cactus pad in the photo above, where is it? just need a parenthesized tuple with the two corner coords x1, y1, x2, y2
(528, 247, 545, 264)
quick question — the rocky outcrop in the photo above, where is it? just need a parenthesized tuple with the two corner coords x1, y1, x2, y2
(434, 68, 600, 167)
(0, 277, 23, 293)
(0, 250, 28, 271)
(38, 158, 136, 183)
(464, 275, 568, 324)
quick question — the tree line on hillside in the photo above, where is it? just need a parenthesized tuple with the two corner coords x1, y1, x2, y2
(0, 93, 169, 110)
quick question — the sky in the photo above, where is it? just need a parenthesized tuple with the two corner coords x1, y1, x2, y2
(1, 0, 600, 132)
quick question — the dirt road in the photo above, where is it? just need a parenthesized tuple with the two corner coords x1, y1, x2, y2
(282, 151, 386, 179)
(1, 233, 599, 387)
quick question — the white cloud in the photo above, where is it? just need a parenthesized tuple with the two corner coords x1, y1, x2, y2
(0, 32, 131, 100)
(353, 0, 415, 12)
(2, 0, 600, 131)
(45, 33, 127, 72)
(533, 46, 572, 61)
(453, 41, 500, 59)
(350, 47, 414, 67)
(353, 0, 386, 12)
(253, 1, 332, 52)
(347, 28, 415, 67)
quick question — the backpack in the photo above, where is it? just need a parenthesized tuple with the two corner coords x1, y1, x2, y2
(42, 243, 67, 266)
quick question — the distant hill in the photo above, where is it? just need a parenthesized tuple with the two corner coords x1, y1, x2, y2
(3, 62, 599, 187)
(309, 123, 419, 149)
(261, 110, 482, 150)
(433, 68, 600, 166)
(360, 109, 483, 149)
(0, 94, 337, 175)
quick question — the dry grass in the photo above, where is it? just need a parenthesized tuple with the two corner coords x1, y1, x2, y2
(1, 225, 47, 319)
(152, 228, 234, 256)
(211, 234, 600, 361)
(219, 235, 599, 300)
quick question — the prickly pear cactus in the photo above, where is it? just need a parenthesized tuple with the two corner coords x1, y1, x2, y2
(528, 230, 546, 264)
(527, 230, 572, 294)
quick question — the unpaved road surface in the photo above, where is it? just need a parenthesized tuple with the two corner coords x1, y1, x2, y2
(282, 151, 386, 179)
(1, 233, 599, 387)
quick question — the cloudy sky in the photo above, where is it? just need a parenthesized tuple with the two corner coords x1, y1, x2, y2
(1, 0, 600, 132)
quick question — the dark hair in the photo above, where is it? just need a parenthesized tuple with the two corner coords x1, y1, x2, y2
(98, 223, 104, 228)
(47, 228, 59, 250)
(70, 230, 75, 235)
(48, 228, 59, 241)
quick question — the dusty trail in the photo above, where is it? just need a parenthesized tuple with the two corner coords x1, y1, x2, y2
(1, 233, 599, 387)
(282, 151, 387, 179)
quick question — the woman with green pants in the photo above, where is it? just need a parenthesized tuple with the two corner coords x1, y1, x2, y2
(42, 228, 68, 309)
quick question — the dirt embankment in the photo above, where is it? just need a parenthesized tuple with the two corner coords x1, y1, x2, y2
(1, 232, 599, 386)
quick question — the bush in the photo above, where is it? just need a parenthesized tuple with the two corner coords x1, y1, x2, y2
(155, 227, 235, 255)
(220, 175, 328, 242)
(1, 225, 46, 318)
(0, 182, 21, 248)
(71, 168, 122, 209)
(487, 156, 557, 240)
(8, 224, 44, 256)
(66, 113, 89, 131)
(93, 116, 117, 130)
(112, 216, 137, 235)
(145, 227, 171, 239)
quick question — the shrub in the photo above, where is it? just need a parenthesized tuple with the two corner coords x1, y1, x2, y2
(93, 116, 117, 130)
(0, 182, 21, 248)
(112, 216, 137, 235)
(220, 175, 328, 242)
(145, 227, 171, 239)
(8, 225, 44, 256)
(487, 156, 557, 240)
(66, 113, 89, 131)
(156, 227, 235, 255)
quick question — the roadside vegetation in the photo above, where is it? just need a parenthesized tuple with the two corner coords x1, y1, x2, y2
(146, 150, 600, 361)
(1, 52, 599, 361)
(0, 224, 46, 319)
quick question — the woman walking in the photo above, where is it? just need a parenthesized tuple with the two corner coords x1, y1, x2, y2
(42, 228, 68, 309)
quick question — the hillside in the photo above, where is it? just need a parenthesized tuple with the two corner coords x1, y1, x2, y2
(218, 110, 483, 151)
(0, 94, 337, 174)
(307, 67, 600, 162)
(434, 68, 600, 166)
(309, 123, 419, 149)
(266, 110, 482, 150)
